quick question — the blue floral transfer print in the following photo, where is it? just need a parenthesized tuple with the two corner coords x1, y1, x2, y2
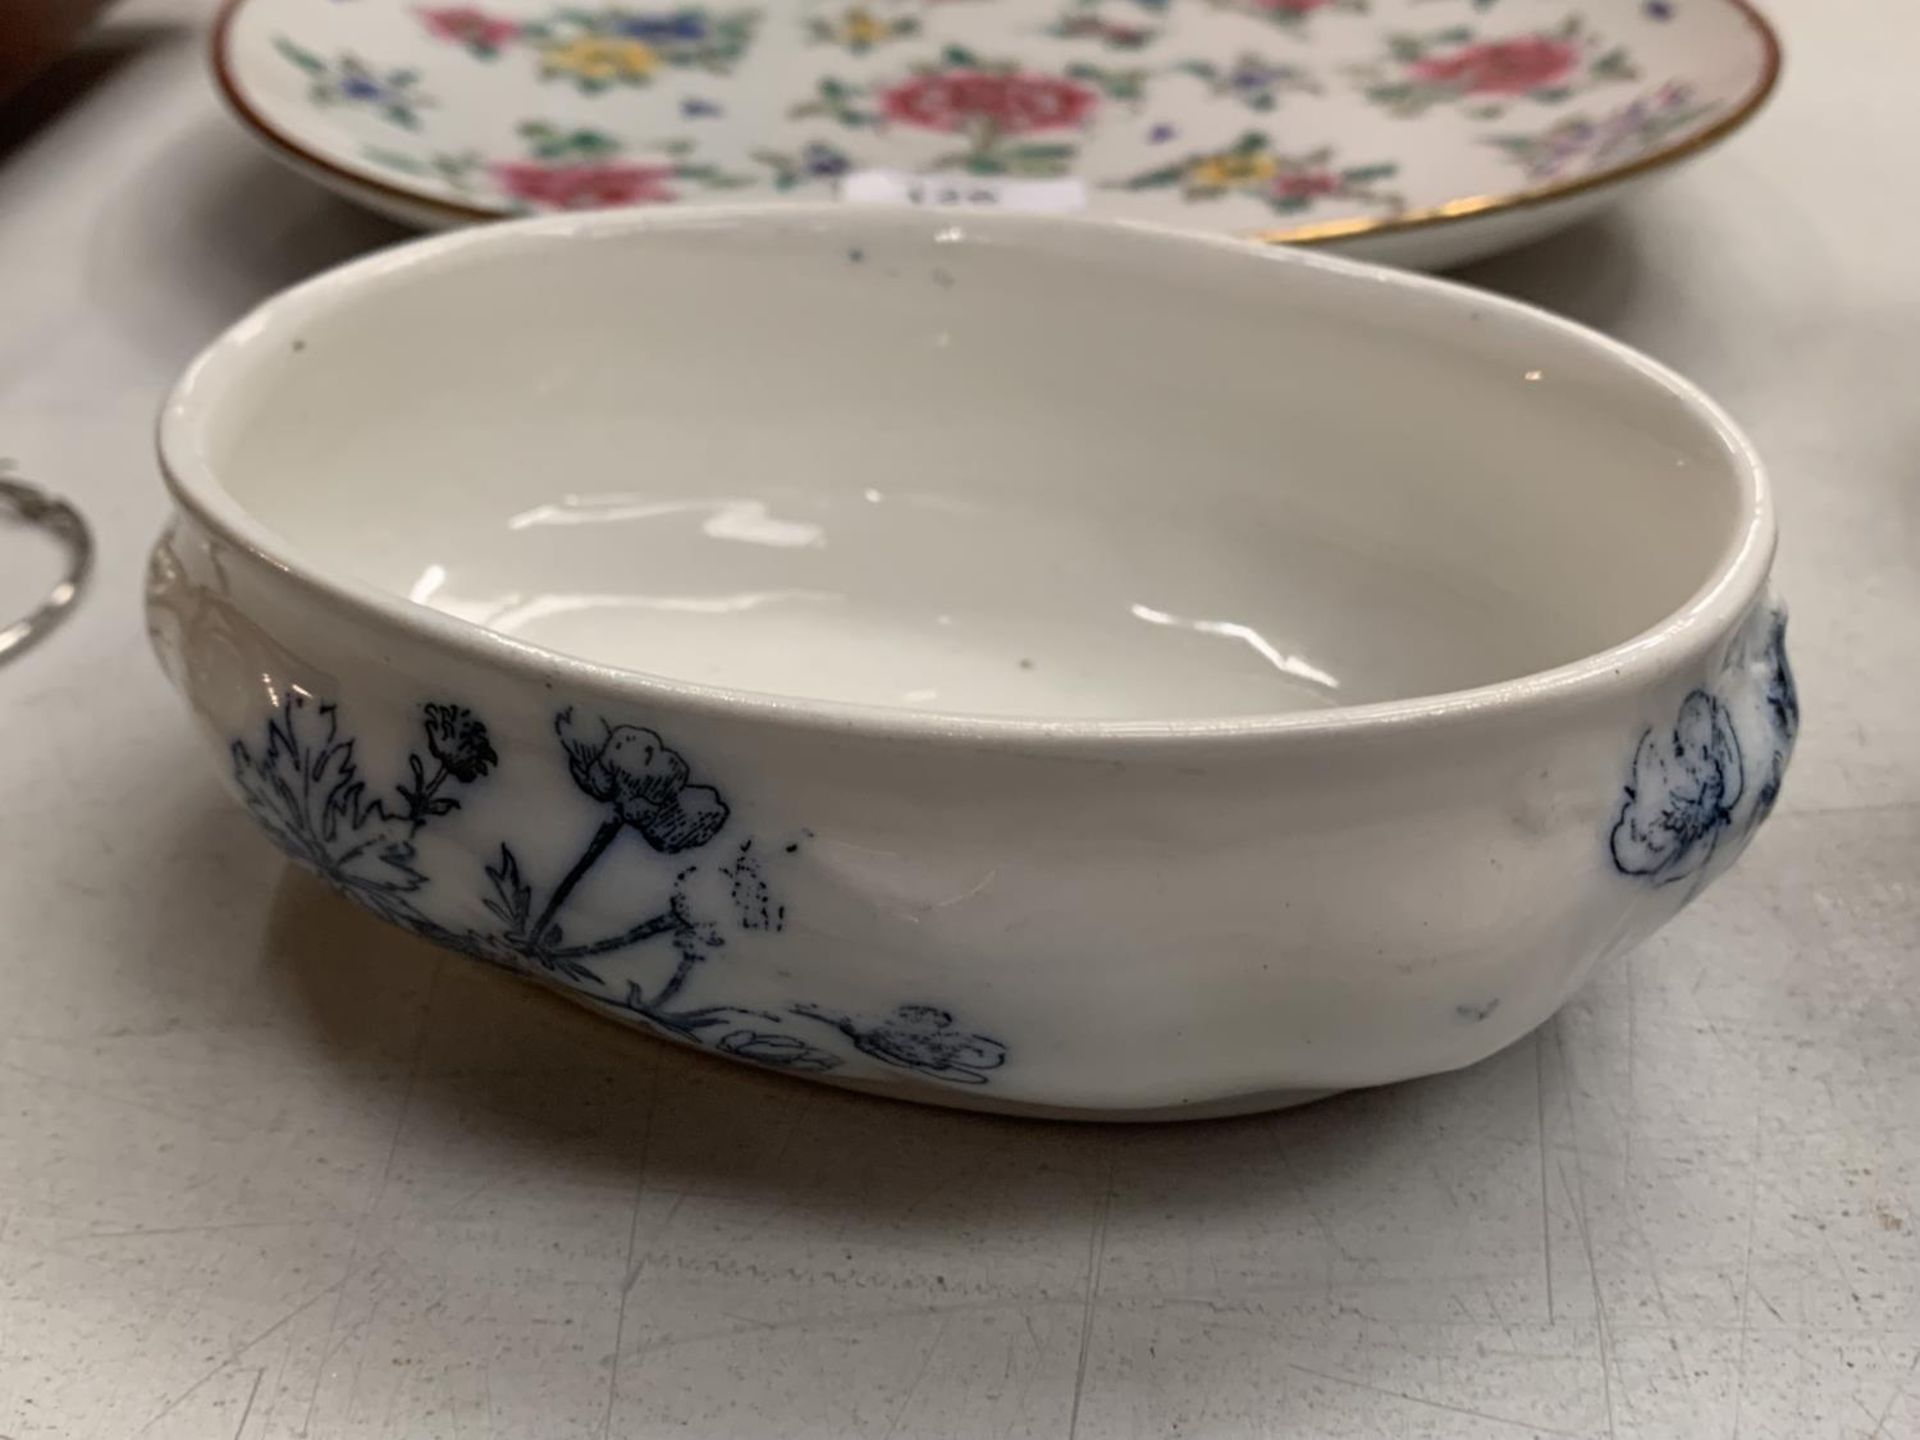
(1753, 609, 1799, 821)
(232, 693, 1006, 1087)
(1608, 604, 1797, 889)
(399, 702, 497, 830)
(230, 696, 444, 909)
(1610, 690, 1743, 885)
(792, 1004, 1008, 1085)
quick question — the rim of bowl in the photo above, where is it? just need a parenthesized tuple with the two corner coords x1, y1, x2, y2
(156, 205, 1776, 748)
(207, 0, 1783, 249)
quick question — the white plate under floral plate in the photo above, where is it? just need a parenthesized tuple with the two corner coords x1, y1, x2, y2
(212, 0, 1776, 268)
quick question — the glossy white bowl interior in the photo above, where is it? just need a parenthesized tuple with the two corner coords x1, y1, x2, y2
(184, 209, 1755, 724)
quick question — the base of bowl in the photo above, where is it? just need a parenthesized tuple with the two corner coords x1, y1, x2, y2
(574, 1003, 1331, 1126)
(804, 1071, 1348, 1123)
(547, 979, 1348, 1121)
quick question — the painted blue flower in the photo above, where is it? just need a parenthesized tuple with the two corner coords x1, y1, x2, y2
(1644, 1, 1674, 19)
(681, 96, 723, 118)
(802, 141, 851, 176)
(275, 41, 427, 128)
(1148, 122, 1176, 143)
(1610, 690, 1744, 885)
(614, 10, 708, 41)
(794, 1003, 1008, 1085)
(333, 56, 421, 110)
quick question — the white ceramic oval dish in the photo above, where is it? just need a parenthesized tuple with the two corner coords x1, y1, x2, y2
(149, 207, 1796, 1119)
(212, 0, 1780, 270)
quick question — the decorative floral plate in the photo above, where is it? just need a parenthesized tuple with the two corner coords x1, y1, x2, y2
(212, 0, 1777, 267)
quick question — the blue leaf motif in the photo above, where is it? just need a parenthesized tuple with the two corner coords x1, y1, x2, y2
(229, 696, 1011, 1088)
(484, 843, 533, 933)
(1610, 690, 1743, 885)
(231, 695, 426, 898)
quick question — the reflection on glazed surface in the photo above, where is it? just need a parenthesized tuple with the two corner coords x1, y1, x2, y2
(380, 489, 1520, 721)
(210, 217, 1738, 724)
(1128, 603, 1340, 696)
(504, 494, 828, 549)
(248, 475, 1558, 721)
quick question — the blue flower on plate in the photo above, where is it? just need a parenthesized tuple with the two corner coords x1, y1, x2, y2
(614, 11, 708, 42)
(802, 141, 852, 177)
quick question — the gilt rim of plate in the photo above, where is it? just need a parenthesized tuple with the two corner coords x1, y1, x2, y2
(209, 0, 1781, 244)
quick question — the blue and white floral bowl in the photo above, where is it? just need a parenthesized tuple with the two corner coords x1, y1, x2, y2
(148, 206, 1795, 1118)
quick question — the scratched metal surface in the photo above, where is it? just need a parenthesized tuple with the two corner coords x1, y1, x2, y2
(0, 2, 1915, 1435)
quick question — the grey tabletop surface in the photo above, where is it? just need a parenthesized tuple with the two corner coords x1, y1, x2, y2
(1, 0, 1915, 1435)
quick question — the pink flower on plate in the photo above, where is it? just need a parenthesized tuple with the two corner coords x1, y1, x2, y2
(492, 161, 678, 210)
(880, 71, 1096, 134)
(419, 6, 519, 49)
(1271, 170, 1340, 201)
(1411, 35, 1581, 95)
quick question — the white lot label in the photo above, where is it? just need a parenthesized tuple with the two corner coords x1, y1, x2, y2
(839, 170, 1089, 213)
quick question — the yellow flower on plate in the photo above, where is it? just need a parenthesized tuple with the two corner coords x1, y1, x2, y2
(1187, 150, 1278, 191)
(836, 7, 893, 46)
(539, 36, 659, 83)
(812, 5, 914, 51)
